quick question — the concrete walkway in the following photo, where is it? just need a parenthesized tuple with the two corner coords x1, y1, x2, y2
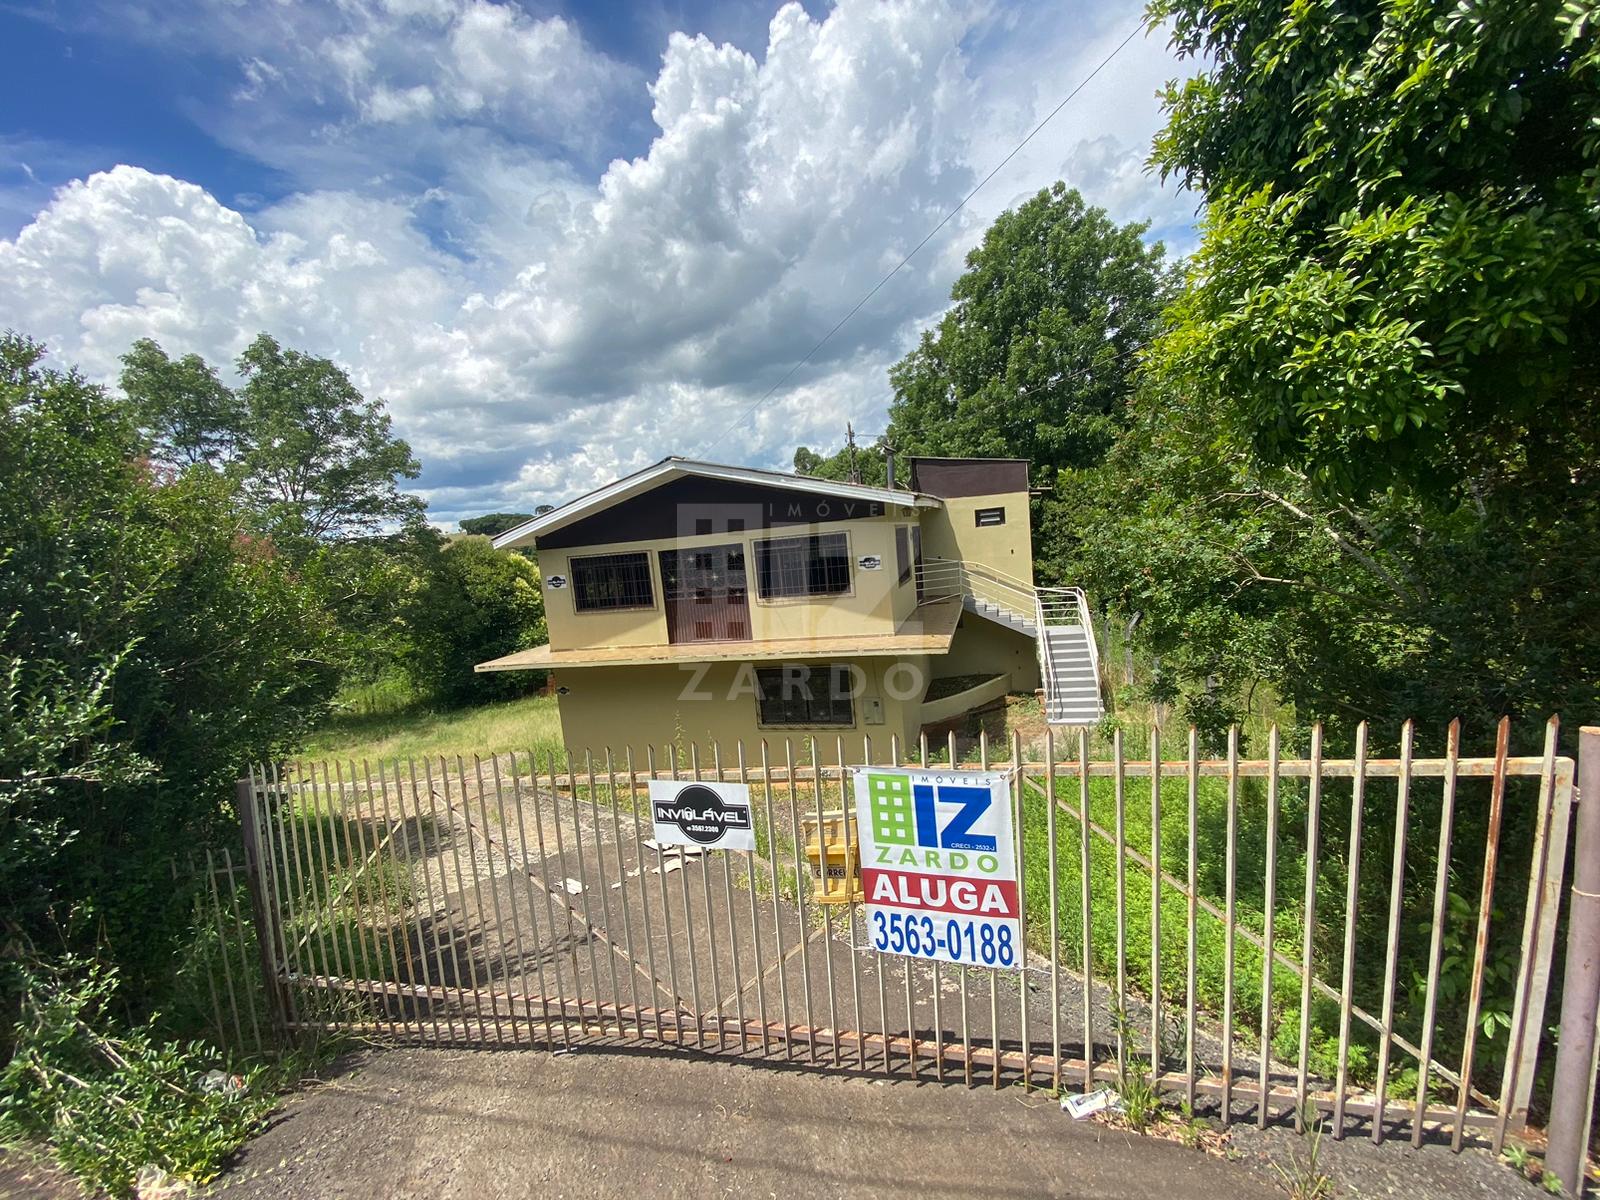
(207, 1046, 1283, 1200)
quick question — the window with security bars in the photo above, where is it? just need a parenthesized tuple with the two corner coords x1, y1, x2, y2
(571, 551, 654, 611)
(755, 665, 855, 727)
(753, 532, 851, 599)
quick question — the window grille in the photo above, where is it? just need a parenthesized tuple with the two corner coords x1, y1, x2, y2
(753, 532, 851, 599)
(755, 664, 855, 726)
(571, 551, 654, 611)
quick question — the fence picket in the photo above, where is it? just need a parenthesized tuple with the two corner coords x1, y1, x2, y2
(1259, 727, 1280, 1129)
(1294, 725, 1324, 1132)
(1115, 729, 1129, 1079)
(1414, 721, 1460, 1146)
(736, 744, 769, 1054)
(757, 741, 791, 1059)
(1372, 723, 1415, 1141)
(1221, 727, 1238, 1127)
(1079, 727, 1094, 1094)
(1045, 729, 1062, 1094)
(1185, 727, 1199, 1114)
(1453, 718, 1512, 1151)
(1333, 723, 1368, 1138)
(1151, 727, 1162, 1077)
(233, 717, 1572, 1151)
(586, 751, 626, 1042)
(527, 751, 575, 1048)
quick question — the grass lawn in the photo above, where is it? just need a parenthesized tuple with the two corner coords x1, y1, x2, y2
(301, 691, 562, 765)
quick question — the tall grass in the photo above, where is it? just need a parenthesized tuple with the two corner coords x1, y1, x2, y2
(302, 690, 563, 764)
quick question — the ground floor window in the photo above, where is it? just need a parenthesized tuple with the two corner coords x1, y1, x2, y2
(755, 664, 856, 727)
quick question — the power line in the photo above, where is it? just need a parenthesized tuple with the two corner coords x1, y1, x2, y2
(699, 13, 1152, 457)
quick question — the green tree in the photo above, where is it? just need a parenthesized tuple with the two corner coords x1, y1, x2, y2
(1148, 0, 1600, 498)
(459, 512, 535, 538)
(885, 183, 1176, 478)
(0, 332, 337, 1008)
(1052, 0, 1600, 743)
(402, 535, 547, 706)
(118, 338, 243, 468)
(791, 443, 889, 486)
(233, 334, 423, 543)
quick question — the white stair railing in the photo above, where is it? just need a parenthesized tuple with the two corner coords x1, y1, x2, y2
(1035, 586, 1103, 724)
(915, 558, 1040, 622)
(914, 559, 1103, 724)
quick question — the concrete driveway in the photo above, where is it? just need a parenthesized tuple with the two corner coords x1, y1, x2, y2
(206, 1046, 1284, 1199)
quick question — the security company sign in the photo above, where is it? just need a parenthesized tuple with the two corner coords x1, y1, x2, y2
(648, 780, 756, 851)
(851, 767, 1020, 969)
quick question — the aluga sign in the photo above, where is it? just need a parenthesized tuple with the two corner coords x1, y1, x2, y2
(850, 766, 1020, 969)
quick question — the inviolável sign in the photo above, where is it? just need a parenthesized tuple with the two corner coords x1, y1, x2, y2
(648, 779, 755, 851)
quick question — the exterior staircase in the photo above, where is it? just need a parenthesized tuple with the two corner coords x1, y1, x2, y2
(917, 559, 1104, 726)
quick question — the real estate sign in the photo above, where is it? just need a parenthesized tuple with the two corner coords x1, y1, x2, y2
(648, 779, 756, 851)
(851, 766, 1020, 969)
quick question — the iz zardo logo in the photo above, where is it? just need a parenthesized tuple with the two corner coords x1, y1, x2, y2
(866, 773, 1001, 875)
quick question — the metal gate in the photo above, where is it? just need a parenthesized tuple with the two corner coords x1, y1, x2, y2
(238, 719, 1573, 1151)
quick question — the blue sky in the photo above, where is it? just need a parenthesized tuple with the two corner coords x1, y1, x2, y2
(0, 0, 1196, 524)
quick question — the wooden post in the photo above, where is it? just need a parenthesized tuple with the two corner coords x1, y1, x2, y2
(236, 776, 289, 1044)
(1546, 727, 1600, 1197)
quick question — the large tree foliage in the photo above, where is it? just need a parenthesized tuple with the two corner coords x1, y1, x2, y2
(1052, 0, 1600, 743)
(1148, 0, 1600, 498)
(885, 183, 1176, 477)
(458, 512, 535, 538)
(233, 334, 423, 542)
(791, 443, 890, 487)
(119, 334, 424, 545)
(119, 333, 429, 693)
(0, 334, 336, 1008)
(402, 535, 547, 707)
(119, 338, 242, 469)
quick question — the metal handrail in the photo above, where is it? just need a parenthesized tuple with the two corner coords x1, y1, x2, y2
(913, 559, 1102, 721)
(916, 558, 1040, 620)
(1037, 585, 1102, 709)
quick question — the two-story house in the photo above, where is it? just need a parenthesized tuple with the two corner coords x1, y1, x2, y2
(476, 456, 1101, 759)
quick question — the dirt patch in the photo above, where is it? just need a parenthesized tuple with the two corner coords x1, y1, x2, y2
(0, 1146, 82, 1200)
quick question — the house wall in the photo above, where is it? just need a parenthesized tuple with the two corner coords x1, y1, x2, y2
(552, 655, 928, 761)
(540, 516, 923, 652)
(917, 492, 1033, 582)
(933, 614, 1042, 693)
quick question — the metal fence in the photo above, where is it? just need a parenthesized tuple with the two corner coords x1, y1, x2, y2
(235, 718, 1574, 1152)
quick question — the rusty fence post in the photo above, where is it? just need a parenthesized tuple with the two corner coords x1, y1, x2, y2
(1548, 727, 1600, 1197)
(236, 775, 290, 1044)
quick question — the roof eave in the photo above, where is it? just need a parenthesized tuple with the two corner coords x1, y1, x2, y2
(491, 457, 939, 550)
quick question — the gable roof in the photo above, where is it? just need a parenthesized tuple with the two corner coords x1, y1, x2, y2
(491, 456, 940, 549)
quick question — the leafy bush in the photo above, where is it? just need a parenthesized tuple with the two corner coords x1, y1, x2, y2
(0, 333, 339, 1012)
(0, 962, 271, 1196)
(403, 534, 547, 706)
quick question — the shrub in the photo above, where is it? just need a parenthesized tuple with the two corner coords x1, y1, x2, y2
(403, 534, 547, 706)
(0, 962, 272, 1196)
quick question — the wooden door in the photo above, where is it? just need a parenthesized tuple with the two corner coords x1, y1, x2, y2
(659, 544, 751, 643)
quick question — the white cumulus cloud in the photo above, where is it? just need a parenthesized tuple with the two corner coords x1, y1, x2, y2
(0, 0, 1192, 525)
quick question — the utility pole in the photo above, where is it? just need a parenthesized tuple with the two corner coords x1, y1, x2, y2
(845, 421, 859, 484)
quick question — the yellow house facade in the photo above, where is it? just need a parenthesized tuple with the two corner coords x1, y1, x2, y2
(477, 456, 1100, 760)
